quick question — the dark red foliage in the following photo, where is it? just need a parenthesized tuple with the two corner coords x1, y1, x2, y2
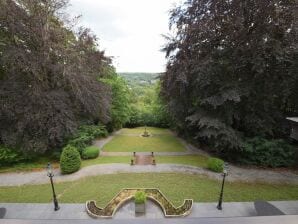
(0, 0, 112, 153)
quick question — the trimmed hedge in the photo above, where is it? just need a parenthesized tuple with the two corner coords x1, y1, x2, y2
(60, 145, 81, 174)
(82, 146, 100, 159)
(207, 157, 224, 173)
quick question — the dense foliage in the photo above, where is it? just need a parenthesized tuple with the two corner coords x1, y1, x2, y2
(240, 137, 295, 167)
(207, 157, 224, 173)
(126, 81, 171, 128)
(0, 0, 112, 154)
(60, 145, 81, 174)
(68, 125, 107, 154)
(162, 0, 298, 161)
(82, 146, 99, 159)
(119, 73, 159, 87)
(101, 69, 132, 130)
(0, 146, 24, 166)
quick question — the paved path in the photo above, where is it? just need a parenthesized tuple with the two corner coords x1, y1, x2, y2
(1, 216, 298, 224)
(0, 201, 297, 220)
(1, 163, 298, 186)
(1, 129, 297, 186)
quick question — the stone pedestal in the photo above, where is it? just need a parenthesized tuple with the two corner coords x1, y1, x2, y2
(135, 203, 145, 214)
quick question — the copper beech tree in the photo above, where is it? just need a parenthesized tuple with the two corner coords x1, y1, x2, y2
(0, 0, 112, 153)
(162, 0, 298, 153)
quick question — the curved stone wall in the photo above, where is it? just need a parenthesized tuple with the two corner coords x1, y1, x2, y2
(86, 188, 193, 218)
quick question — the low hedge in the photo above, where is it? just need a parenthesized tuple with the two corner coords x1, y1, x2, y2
(82, 146, 100, 159)
(60, 145, 81, 174)
(207, 157, 224, 173)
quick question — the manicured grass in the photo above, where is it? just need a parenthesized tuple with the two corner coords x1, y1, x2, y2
(81, 156, 132, 167)
(120, 127, 172, 135)
(0, 157, 58, 173)
(156, 155, 208, 168)
(0, 173, 297, 206)
(103, 135, 186, 152)
(81, 155, 208, 168)
(0, 155, 208, 173)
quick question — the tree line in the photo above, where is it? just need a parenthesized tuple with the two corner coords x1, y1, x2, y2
(161, 0, 298, 166)
(1, 0, 297, 167)
(0, 0, 115, 155)
(0, 0, 168, 158)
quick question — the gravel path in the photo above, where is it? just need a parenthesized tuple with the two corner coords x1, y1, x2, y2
(1, 164, 298, 186)
(1, 130, 297, 187)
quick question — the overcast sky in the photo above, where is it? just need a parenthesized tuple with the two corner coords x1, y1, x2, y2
(69, 0, 181, 73)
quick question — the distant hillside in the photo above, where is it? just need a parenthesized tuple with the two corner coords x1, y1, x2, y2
(119, 72, 160, 86)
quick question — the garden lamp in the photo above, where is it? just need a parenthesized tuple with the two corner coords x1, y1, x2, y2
(217, 162, 229, 210)
(46, 163, 60, 211)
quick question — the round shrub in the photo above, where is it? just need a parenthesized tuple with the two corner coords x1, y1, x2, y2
(207, 157, 224, 173)
(134, 191, 146, 204)
(60, 145, 81, 174)
(82, 146, 99, 159)
(68, 134, 93, 155)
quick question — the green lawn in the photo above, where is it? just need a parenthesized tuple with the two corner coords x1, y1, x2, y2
(156, 155, 208, 168)
(81, 155, 208, 168)
(102, 135, 186, 152)
(1, 173, 297, 206)
(81, 156, 132, 167)
(0, 157, 59, 173)
(0, 155, 209, 173)
(120, 127, 172, 135)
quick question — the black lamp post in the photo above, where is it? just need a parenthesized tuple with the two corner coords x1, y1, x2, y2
(217, 163, 229, 210)
(46, 163, 60, 211)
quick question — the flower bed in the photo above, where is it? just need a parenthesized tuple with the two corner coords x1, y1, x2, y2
(86, 188, 193, 218)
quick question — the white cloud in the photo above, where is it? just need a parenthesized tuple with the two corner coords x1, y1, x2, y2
(68, 0, 181, 73)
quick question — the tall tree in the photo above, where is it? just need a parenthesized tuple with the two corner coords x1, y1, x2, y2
(101, 68, 131, 130)
(162, 0, 297, 151)
(0, 0, 112, 153)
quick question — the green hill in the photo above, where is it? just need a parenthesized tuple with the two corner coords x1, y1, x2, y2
(118, 72, 160, 87)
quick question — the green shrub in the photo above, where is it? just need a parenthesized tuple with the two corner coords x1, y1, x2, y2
(68, 134, 93, 154)
(69, 125, 108, 155)
(60, 145, 81, 174)
(0, 146, 24, 166)
(78, 125, 108, 139)
(82, 146, 99, 159)
(134, 191, 146, 204)
(240, 137, 295, 167)
(207, 157, 224, 172)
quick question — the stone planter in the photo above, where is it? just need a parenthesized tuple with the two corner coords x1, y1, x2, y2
(86, 188, 193, 218)
(135, 203, 145, 214)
